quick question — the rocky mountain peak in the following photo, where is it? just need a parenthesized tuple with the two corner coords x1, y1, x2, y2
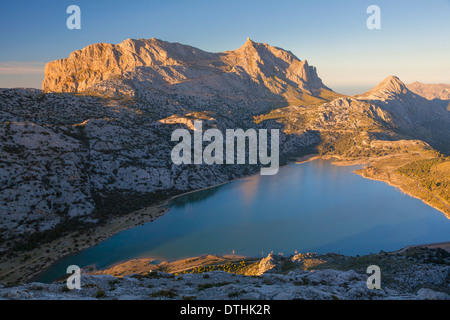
(42, 37, 334, 106)
(359, 75, 410, 100)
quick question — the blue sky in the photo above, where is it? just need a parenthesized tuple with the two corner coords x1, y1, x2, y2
(0, 0, 449, 94)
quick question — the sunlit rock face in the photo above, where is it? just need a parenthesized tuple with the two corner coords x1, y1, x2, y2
(42, 38, 335, 107)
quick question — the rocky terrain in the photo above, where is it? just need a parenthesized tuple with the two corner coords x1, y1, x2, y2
(1, 37, 450, 287)
(0, 246, 448, 300)
(42, 38, 340, 108)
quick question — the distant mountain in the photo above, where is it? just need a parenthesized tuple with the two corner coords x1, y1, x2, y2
(407, 82, 450, 101)
(358, 76, 450, 150)
(42, 38, 341, 110)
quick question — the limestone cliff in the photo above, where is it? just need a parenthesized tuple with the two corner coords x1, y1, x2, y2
(407, 82, 450, 101)
(42, 38, 337, 106)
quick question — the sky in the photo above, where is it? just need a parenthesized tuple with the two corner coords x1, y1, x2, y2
(0, 0, 449, 94)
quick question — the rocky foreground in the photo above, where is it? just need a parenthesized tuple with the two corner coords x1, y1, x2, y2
(1, 246, 448, 300)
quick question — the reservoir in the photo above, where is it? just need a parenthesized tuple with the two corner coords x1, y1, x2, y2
(36, 159, 450, 282)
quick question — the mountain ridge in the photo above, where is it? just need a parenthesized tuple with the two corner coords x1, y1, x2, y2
(42, 37, 339, 108)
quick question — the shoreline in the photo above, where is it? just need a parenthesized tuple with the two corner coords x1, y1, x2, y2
(3, 242, 450, 300)
(389, 241, 450, 254)
(3, 153, 449, 284)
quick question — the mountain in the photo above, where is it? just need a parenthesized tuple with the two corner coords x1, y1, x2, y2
(407, 82, 450, 101)
(1, 38, 450, 283)
(42, 38, 341, 110)
(256, 75, 450, 158)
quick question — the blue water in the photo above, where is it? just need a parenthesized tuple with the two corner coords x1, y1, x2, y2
(35, 159, 450, 283)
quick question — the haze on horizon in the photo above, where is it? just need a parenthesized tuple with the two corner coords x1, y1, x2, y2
(0, 0, 449, 95)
